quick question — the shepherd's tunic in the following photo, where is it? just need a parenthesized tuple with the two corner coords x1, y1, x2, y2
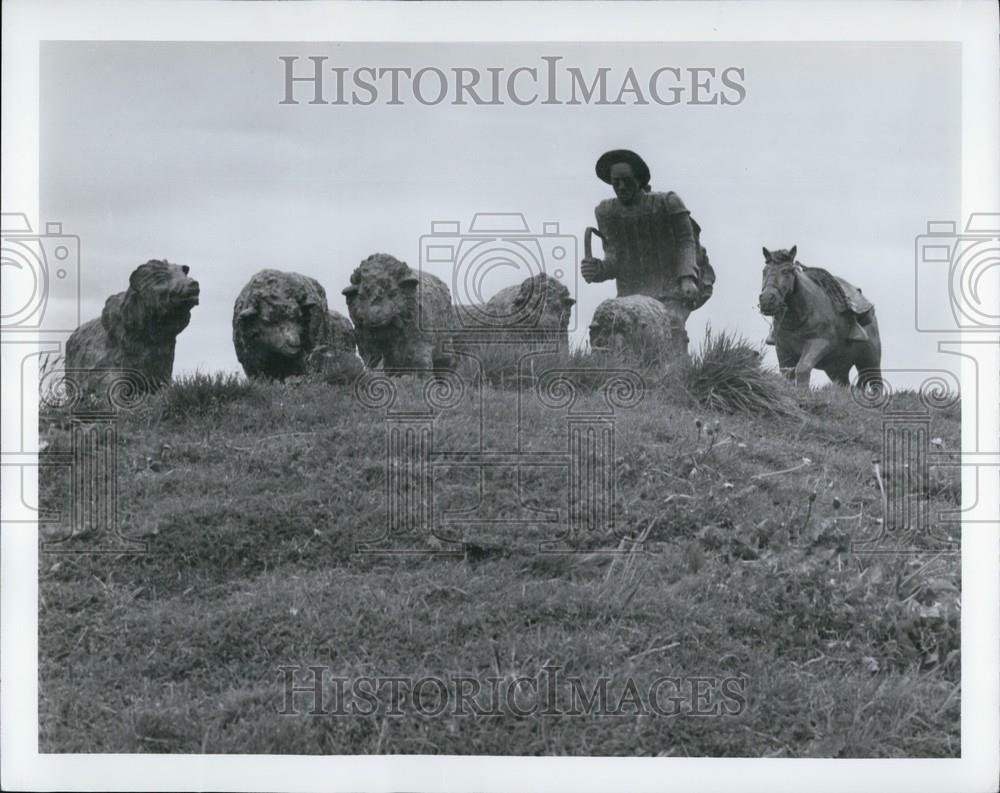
(592, 191, 700, 301)
(589, 190, 710, 354)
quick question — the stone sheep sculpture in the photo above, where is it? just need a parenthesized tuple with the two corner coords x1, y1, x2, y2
(458, 273, 576, 349)
(342, 253, 455, 372)
(588, 295, 679, 366)
(65, 259, 200, 394)
(305, 311, 365, 384)
(233, 269, 360, 381)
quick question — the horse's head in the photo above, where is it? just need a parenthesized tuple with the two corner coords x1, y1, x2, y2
(759, 245, 798, 316)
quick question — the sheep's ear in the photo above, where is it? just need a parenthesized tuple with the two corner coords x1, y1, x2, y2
(789, 245, 797, 260)
(398, 274, 419, 289)
(239, 305, 257, 319)
(562, 296, 577, 307)
(101, 293, 125, 333)
(762, 247, 771, 260)
(128, 263, 152, 290)
(342, 284, 359, 297)
(513, 280, 536, 308)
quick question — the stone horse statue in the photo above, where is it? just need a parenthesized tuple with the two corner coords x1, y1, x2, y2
(759, 246, 881, 389)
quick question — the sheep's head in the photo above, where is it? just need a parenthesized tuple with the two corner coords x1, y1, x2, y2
(511, 273, 575, 331)
(588, 302, 636, 354)
(116, 259, 200, 336)
(237, 293, 316, 359)
(588, 321, 621, 354)
(342, 253, 418, 329)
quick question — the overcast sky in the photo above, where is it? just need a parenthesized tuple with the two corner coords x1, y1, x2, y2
(40, 41, 960, 386)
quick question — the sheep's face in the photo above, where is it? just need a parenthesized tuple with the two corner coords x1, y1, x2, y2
(118, 260, 199, 337)
(588, 308, 633, 354)
(343, 256, 417, 329)
(589, 322, 622, 353)
(238, 299, 306, 358)
(130, 260, 200, 318)
(512, 274, 575, 331)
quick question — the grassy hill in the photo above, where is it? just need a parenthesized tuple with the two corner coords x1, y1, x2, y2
(38, 344, 961, 756)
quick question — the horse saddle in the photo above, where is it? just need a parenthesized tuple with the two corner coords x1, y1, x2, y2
(833, 276, 874, 321)
(831, 275, 874, 341)
(799, 267, 872, 341)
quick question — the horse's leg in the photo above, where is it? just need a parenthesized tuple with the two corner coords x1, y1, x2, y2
(853, 314, 882, 392)
(793, 339, 832, 388)
(853, 347, 882, 392)
(824, 365, 852, 386)
(776, 343, 797, 381)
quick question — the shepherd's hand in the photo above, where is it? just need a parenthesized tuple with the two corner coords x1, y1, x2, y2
(581, 257, 604, 283)
(679, 276, 699, 303)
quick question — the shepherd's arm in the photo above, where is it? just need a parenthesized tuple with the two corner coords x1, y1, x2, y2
(588, 203, 619, 282)
(665, 193, 699, 283)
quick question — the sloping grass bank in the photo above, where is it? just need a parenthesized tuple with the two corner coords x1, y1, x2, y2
(38, 355, 960, 756)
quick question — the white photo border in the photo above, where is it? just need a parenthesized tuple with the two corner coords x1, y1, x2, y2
(2, 1, 997, 791)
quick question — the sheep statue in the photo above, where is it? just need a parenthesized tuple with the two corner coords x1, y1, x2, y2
(458, 272, 576, 349)
(342, 253, 455, 372)
(65, 259, 200, 394)
(233, 269, 360, 381)
(588, 295, 680, 366)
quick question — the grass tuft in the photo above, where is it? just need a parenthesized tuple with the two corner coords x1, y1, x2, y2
(156, 371, 257, 419)
(456, 344, 653, 393)
(679, 328, 798, 416)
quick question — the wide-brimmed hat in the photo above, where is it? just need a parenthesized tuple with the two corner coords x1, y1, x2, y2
(595, 149, 650, 186)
